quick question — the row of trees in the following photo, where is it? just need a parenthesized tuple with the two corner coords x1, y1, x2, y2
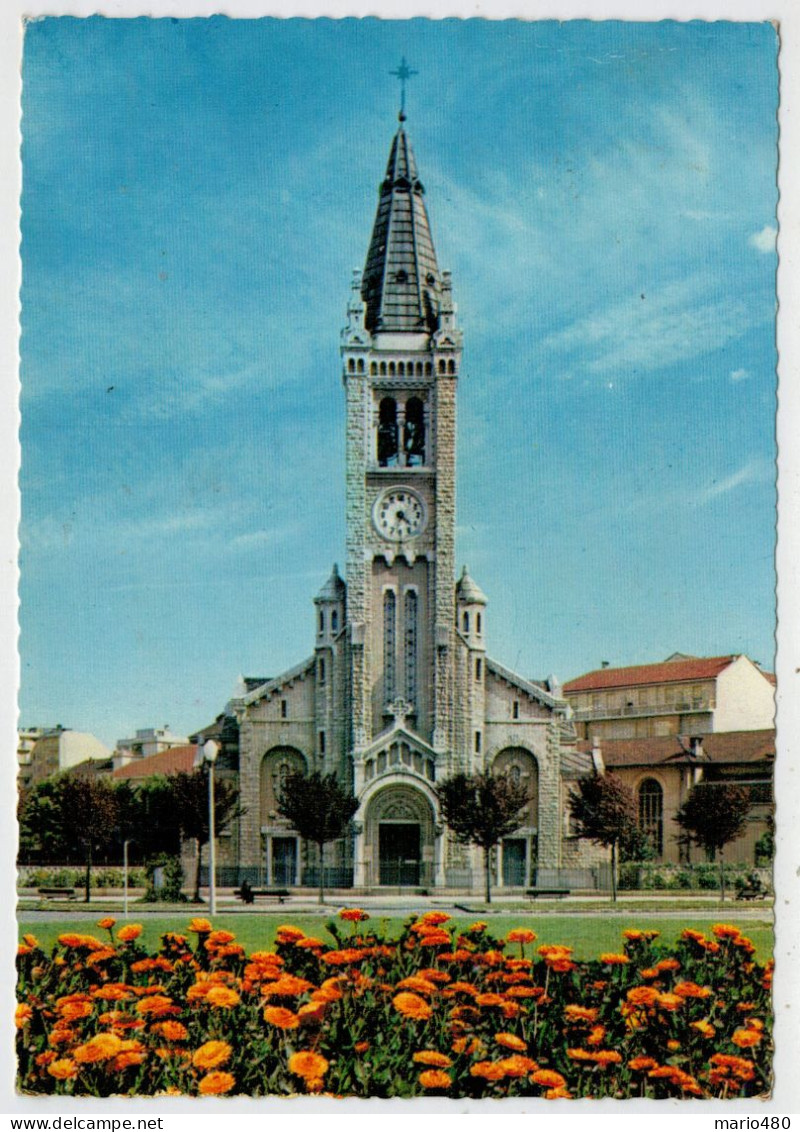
(18, 770, 241, 903)
(18, 764, 753, 905)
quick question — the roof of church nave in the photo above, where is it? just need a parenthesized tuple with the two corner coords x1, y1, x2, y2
(360, 120, 443, 334)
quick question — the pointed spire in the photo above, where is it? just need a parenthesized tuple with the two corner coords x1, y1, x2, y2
(361, 124, 442, 334)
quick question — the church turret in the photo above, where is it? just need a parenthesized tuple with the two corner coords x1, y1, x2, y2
(314, 564, 345, 645)
(456, 565, 487, 650)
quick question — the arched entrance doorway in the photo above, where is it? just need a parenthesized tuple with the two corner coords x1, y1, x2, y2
(363, 783, 436, 887)
(260, 747, 307, 885)
(492, 747, 539, 887)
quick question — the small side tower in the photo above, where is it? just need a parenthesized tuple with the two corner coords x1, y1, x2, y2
(456, 566, 488, 769)
(313, 564, 346, 771)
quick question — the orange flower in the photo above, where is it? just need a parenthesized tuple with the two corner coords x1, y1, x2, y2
(47, 1058, 78, 1080)
(198, 1071, 236, 1095)
(732, 1028, 762, 1048)
(260, 975, 315, 998)
(109, 1050, 146, 1072)
(321, 948, 367, 965)
(263, 1006, 300, 1029)
(96, 917, 116, 930)
(354, 1041, 369, 1053)
(599, 953, 629, 965)
(587, 1025, 606, 1047)
(494, 1032, 527, 1052)
(413, 1050, 453, 1067)
(626, 986, 659, 1007)
(710, 1053, 755, 1080)
(467, 922, 488, 933)
(15, 1004, 33, 1028)
(22, 934, 39, 948)
(73, 1033, 123, 1064)
(298, 1001, 327, 1025)
(469, 1060, 507, 1081)
(420, 911, 451, 925)
(567, 1047, 594, 1061)
(288, 1051, 329, 1080)
(667, 1040, 681, 1051)
(592, 1049, 623, 1066)
(507, 929, 537, 944)
(117, 923, 143, 942)
(475, 993, 506, 1008)
(674, 981, 712, 999)
(136, 995, 175, 1017)
(564, 1004, 599, 1022)
(656, 993, 682, 1012)
(57, 1000, 93, 1022)
(192, 1041, 232, 1070)
(628, 1056, 658, 1071)
(188, 918, 213, 934)
(275, 924, 306, 942)
(532, 1069, 567, 1089)
(417, 930, 452, 947)
(496, 1055, 538, 1077)
(712, 923, 742, 939)
(544, 1086, 573, 1099)
(393, 992, 433, 1021)
(206, 985, 241, 1009)
(339, 908, 369, 922)
(154, 1020, 188, 1041)
(418, 1069, 451, 1089)
(397, 975, 439, 996)
(655, 958, 681, 972)
(690, 1020, 715, 1038)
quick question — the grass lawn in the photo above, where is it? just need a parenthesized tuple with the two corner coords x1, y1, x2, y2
(17, 912, 774, 961)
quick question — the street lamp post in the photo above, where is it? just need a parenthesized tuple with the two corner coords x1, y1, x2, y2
(203, 740, 220, 915)
(123, 839, 135, 919)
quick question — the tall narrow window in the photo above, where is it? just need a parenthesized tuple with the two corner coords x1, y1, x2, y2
(476, 612, 482, 634)
(513, 700, 520, 720)
(638, 778, 664, 857)
(404, 397, 425, 466)
(318, 658, 325, 684)
(319, 610, 325, 633)
(475, 731, 482, 754)
(383, 591, 396, 703)
(475, 658, 482, 680)
(331, 610, 338, 633)
(404, 590, 418, 706)
(463, 611, 470, 633)
(378, 398, 398, 466)
(281, 699, 288, 719)
(319, 731, 326, 755)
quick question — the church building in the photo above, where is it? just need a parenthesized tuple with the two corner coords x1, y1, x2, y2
(227, 115, 589, 892)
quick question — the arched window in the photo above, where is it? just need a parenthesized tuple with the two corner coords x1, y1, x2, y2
(318, 658, 325, 684)
(397, 361, 405, 376)
(404, 590, 418, 706)
(378, 398, 399, 466)
(318, 610, 325, 633)
(476, 612, 482, 634)
(384, 591, 396, 703)
(638, 778, 664, 857)
(448, 359, 456, 374)
(331, 610, 338, 633)
(493, 747, 539, 827)
(463, 611, 470, 633)
(370, 362, 377, 375)
(357, 358, 364, 373)
(379, 361, 387, 375)
(475, 658, 482, 680)
(438, 359, 446, 374)
(404, 397, 425, 466)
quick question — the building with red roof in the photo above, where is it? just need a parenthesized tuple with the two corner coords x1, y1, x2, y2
(564, 653, 774, 741)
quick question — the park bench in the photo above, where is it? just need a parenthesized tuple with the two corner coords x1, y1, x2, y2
(735, 875, 767, 901)
(234, 887, 290, 904)
(37, 886, 77, 900)
(525, 887, 570, 900)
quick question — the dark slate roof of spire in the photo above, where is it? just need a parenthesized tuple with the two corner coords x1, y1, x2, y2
(361, 125, 442, 333)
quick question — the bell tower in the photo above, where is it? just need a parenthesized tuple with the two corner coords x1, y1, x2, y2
(341, 115, 463, 762)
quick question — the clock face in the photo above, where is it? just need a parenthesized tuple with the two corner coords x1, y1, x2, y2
(373, 488, 426, 541)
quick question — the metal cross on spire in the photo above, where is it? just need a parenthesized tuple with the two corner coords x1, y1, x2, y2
(390, 57, 418, 121)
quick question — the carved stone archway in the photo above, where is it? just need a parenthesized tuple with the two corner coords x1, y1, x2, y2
(361, 782, 437, 888)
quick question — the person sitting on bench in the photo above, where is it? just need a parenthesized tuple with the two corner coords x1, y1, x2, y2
(238, 878, 254, 904)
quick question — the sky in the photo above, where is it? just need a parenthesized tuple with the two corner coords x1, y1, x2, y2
(19, 17, 778, 749)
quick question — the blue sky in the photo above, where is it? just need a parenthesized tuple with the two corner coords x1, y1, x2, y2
(19, 18, 778, 748)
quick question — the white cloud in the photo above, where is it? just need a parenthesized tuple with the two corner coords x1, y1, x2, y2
(730, 368, 750, 383)
(749, 225, 777, 253)
(697, 460, 773, 504)
(540, 275, 764, 377)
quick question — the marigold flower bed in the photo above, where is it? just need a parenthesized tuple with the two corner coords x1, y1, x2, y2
(16, 914, 772, 1098)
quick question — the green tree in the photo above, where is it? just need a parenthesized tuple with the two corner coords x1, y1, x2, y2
(18, 774, 119, 902)
(160, 771, 242, 902)
(568, 773, 638, 902)
(278, 771, 360, 904)
(675, 782, 751, 902)
(436, 771, 530, 904)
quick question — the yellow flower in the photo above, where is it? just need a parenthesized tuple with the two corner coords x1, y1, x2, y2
(188, 917, 213, 934)
(15, 1003, 33, 1028)
(192, 1041, 232, 1070)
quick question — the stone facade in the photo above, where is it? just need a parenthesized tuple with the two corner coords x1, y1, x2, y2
(230, 120, 589, 891)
